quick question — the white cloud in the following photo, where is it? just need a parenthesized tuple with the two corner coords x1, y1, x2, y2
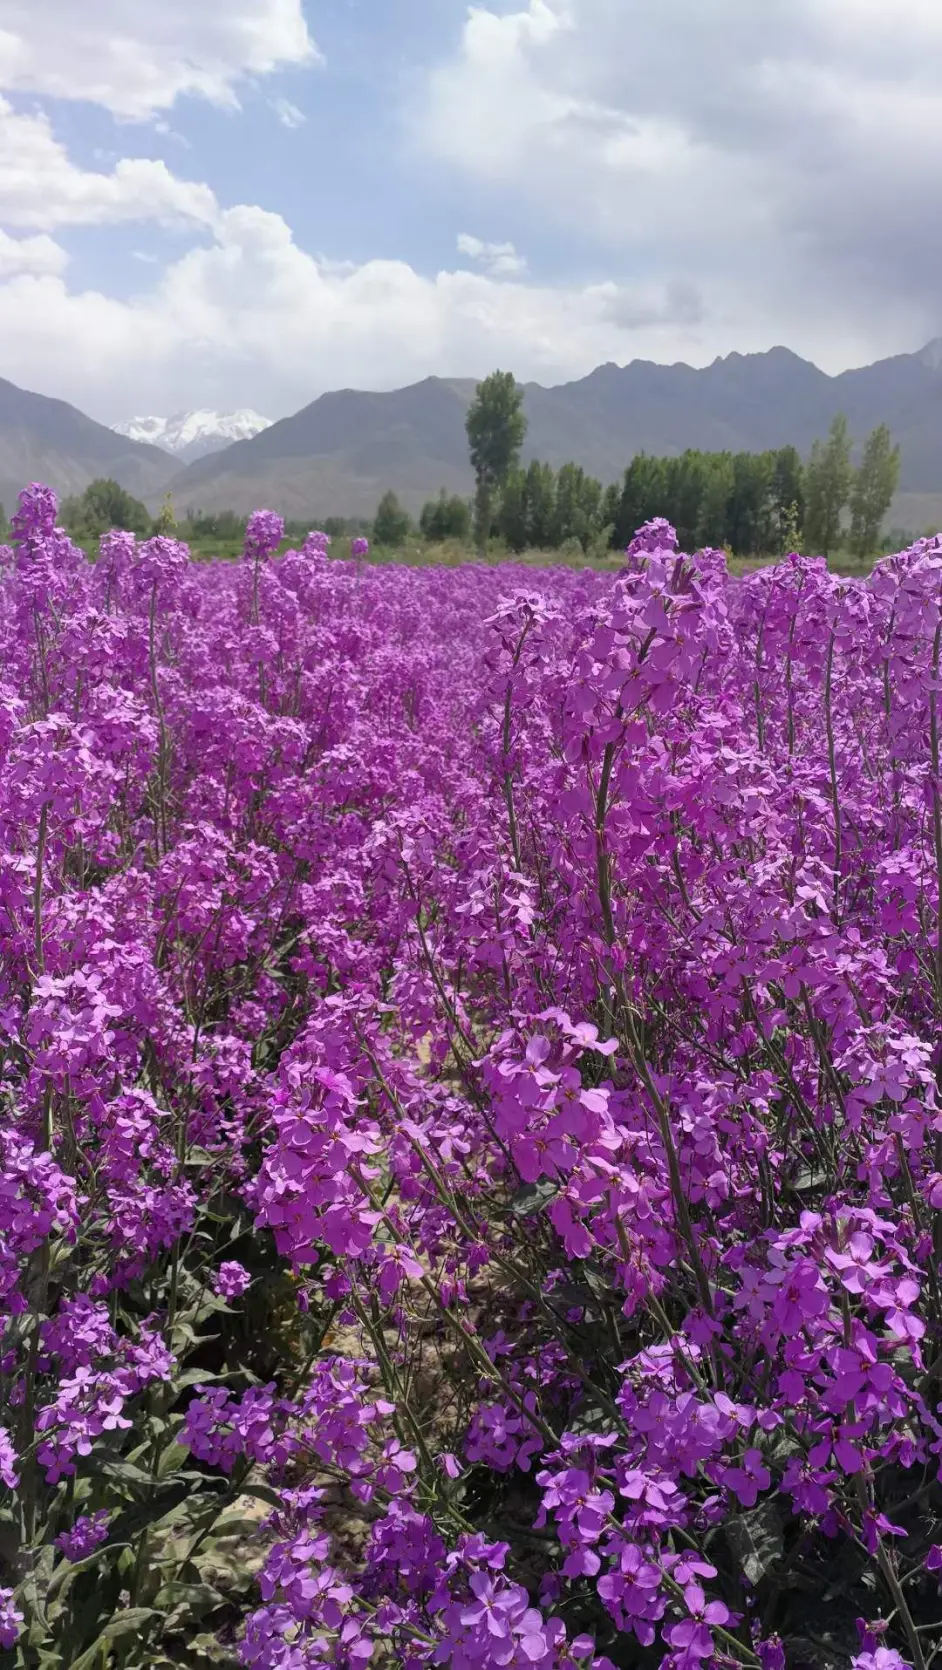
(457, 232, 527, 276)
(0, 0, 318, 119)
(0, 100, 219, 231)
(271, 97, 306, 130)
(0, 77, 912, 421)
(0, 215, 662, 417)
(0, 92, 694, 420)
(0, 0, 938, 429)
(0, 197, 907, 428)
(416, 0, 942, 349)
(0, 227, 66, 277)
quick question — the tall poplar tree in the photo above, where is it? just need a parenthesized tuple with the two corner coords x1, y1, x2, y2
(849, 425, 901, 558)
(465, 372, 527, 553)
(805, 415, 853, 558)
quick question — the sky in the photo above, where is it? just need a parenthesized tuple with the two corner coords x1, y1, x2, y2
(0, 0, 940, 423)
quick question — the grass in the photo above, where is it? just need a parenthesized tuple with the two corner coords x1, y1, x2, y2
(74, 528, 889, 576)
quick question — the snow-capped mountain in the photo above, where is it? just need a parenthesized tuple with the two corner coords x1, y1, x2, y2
(112, 410, 272, 464)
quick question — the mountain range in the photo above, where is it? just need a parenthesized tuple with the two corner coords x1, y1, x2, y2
(6, 340, 942, 532)
(112, 410, 272, 464)
(0, 376, 175, 517)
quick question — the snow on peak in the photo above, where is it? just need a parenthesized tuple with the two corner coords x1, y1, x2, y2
(113, 409, 272, 463)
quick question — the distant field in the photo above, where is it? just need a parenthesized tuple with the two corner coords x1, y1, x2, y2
(178, 531, 882, 576)
(72, 528, 888, 577)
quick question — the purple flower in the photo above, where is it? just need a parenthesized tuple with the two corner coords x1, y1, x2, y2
(11, 482, 58, 551)
(244, 510, 285, 564)
(56, 1510, 110, 1561)
(625, 517, 678, 558)
(851, 1652, 913, 1670)
(719, 1448, 771, 1507)
(664, 1584, 731, 1661)
(1, 486, 942, 1670)
(0, 1427, 18, 1490)
(215, 1260, 252, 1300)
(0, 1588, 22, 1650)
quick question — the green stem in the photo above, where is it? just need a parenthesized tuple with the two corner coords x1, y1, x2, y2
(33, 800, 47, 979)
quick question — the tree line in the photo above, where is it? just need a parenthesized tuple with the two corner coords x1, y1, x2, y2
(455, 372, 902, 559)
(373, 381, 901, 560)
(46, 482, 370, 546)
(0, 381, 902, 563)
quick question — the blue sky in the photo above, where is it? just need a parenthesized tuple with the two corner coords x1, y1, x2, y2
(51, 1, 484, 291)
(0, 0, 940, 423)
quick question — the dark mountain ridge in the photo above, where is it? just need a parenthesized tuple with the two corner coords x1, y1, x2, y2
(164, 340, 942, 523)
(5, 341, 942, 530)
(0, 377, 178, 517)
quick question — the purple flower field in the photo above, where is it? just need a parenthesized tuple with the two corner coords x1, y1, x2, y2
(1, 486, 942, 1668)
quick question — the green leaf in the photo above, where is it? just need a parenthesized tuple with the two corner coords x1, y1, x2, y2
(183, 1147, 218, 1167)
(548, 1282, 596, 1312)
(186, 1635, 242, 1667)
(67, 1609, 160, 1670)
(208, 1513, 266, 1539)
(725, 1502, 785, 1585)
(156, 1441, 191, 1480)
(117, 1547, 137, 1581)
(84, 1453, 155, 1489)
(509, 1180, 560, 1216)
(789, 1168, 825, 1195)
(171, 1321, 220, 1350)
(106, 1485, 191, 1545)
(64, 1558, 124, 1656)
(62, 1625, 104, 1666)
(20, 1543, 55, 1639)
(47, 1545, 129, 1602)
(155, 1580, 226, 1626)
(171, 1369, 229, 1393)
(104, 1607, 160, 1639)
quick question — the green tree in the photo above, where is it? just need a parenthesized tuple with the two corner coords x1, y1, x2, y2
(726, 453, 774, 556)
(551, 463, 602, 550)
(695, 453, 734, 549)
(373, 490, 411, 548)
(465, 371, 527, 553)
(62, 478, 152, 542)
(805, 414, 853, 558)
(848, 424, 901, 559)
(664, 451, 710, 551)
(523, 461, 556, 550)
(770, 445, 805, 554)
(497, 468, 530, 552)
(614, 454, 668, 548)
(153, 492, 177, 536)
(324, 516, 356, 540)
(576, 470, 603, 550)
(419, 490, 472, 542)
(600, 483, 621, 546)
(183, 508, 247, 540)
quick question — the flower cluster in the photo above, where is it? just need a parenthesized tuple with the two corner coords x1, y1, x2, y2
(0, 486, 941, 1669)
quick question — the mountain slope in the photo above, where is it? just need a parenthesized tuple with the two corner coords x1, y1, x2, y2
(163, 342, 942, 524)
(0, 377, 177, 516)
(114, 410, 272, 464)
(168, 378, 478, 520)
